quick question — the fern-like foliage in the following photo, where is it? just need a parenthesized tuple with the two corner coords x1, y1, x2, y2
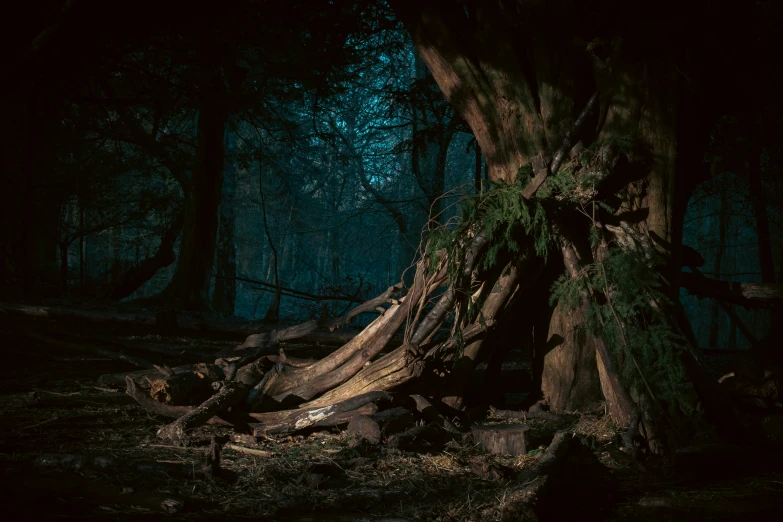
(426, 167, 550, 280)
(421, 134, 690, 415)
(551, 245, 690, 410)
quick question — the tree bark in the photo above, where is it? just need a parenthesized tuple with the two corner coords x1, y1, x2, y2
(542, 300, 603, 412)
(560, 242, 636, 427)
(257, 260, 438, 404)
(259, 163, 281, 323)
(709, 183, 728, 347)
(156, 380, 248, 445)
(212, 130, 237, 315)
(746, 138, 775, 284)
(161, 62, 226, 311)
(249, 391, 396, 436)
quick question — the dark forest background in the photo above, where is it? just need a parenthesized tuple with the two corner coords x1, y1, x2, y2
(2, 0, 780, 353)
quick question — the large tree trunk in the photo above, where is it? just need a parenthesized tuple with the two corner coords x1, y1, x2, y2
(162, 64, 226, 311)
(708, 183, 728, 347)
(212, 131, 237, 316)
(746, 131, 775, 285)
(541, 300, 603, 412)
(1, 90, 61, 297)
(390, 1, 674, 423)
(188, 1, 762, 455)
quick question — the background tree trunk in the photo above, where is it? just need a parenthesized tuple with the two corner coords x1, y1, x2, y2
(708, 184, 728, 348)
(162, 63, 226, 311)
(212, 130, 237, 316)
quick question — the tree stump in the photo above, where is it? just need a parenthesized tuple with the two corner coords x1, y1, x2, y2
(472, 424, 530, 456)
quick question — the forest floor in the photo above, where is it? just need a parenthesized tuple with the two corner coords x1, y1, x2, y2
(1, 313, 782, 521)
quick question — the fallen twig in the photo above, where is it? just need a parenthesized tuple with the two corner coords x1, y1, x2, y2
(223, 442, 274, 458)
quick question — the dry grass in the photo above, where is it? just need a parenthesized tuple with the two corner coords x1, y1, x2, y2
(0, 375, 551, 521)
(2, 327, 782, 521)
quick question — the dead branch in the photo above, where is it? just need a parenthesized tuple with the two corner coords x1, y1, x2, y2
(249, 391, 396, 436)
(156, 381, 249, 445)
(513, 430, 577, 513)
(681, 270, 783, 308)
(217, 274, 366, 303)
(223, 442, 274, 458)
(101, 362, 225, 389)
(521, 92, 599, 199)
(320, 282, 404, 331)
(410, 394, 461, 434)
(124, 376, 234, 426)
(0, 301, 360, 343)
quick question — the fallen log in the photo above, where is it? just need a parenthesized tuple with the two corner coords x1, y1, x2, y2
(680, 271, 783, 308)
(311, 403, 380, 429)
(300, 319, 489, 410)
(41, 328, 214, 361)
(0, 301, 365, 344)
(124, 376, 233, 426)
(102, 362, 225, 389)
(25, 330, 157, 369)
(249, 259, 447, 407)
(0, 302, 159, 326)
(249, 391, 396, 436)
(157, 381, 249, 445)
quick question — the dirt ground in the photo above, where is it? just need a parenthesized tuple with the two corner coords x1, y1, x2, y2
(1, 314, 782, 521)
